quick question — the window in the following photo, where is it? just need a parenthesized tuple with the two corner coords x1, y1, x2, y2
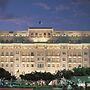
(31, 58, 34, 62)
(37, 58, 40, 61)
(27, 64, 29, 67)
(48, 33, 50, 35)
(6, 64, 8, 67)
(31, 33, 33, 35)
(35, 33, 38, 36)
(1, 52, 4, 56)
(16, 51, 19, 54)
(69, 64, 71, 68)
(37, 64, 44, 68)
(31, 52, 34, 56)
(23, 64, 25, 67)
(6, 52, 9, 56)
(57, 64, 59, 67)
(42, 57, 44, 60)
(84, 52, 88, 55)
(48, 64, 50, 67)
(11, 64, 13, 67)
(73, 52, 76, 56)
(10, 52, 13, 56)
(16, 58, 19, 61)
(52, 64, 55, 67)
(68, 58, 72, 62)
(62, 52, 66, 55)
(10, 58, 13, 62)
(47, 58, 50, 62)
(16, 64, 19, 67)
(73, 58, 76, 63)
(78, 52, 81, 56)
(63, 64, 65, 67)
(62, 58, 66, 61)
(31, 64, 34, 67)
(84, 58, 88, 61)
(22, 58, 25, 62)
(1, 64, 4, 67)
(27, 58, 30, 62)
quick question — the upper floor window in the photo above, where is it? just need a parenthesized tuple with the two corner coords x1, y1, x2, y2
(31, 64, 34, 67)
(31, 33, 33, 35)
(48, 64, 50, 67)
(48, 33, 50, 35)
(62, 52, 66, 55)
(37, 64, 44, 68)
(10, 52, 14, 56)
(1, 52, 4, 56)
(31, 52, 34, 56)
(6, 64, 8, 67)
(44, 33, 46, 35)
(16, 51, 19, 54)
(6, 52, 9, 56)
(35, 33, 38, 36)
(84, 52, 88, 55)
(62, 58, 66, 61)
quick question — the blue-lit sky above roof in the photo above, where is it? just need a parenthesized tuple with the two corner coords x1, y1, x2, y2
(0, 0, 90, 31)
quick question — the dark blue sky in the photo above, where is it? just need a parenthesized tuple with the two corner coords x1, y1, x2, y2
(0, 0, 90, 31)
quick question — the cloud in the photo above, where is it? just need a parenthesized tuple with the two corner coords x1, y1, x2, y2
(55, 4, 70, 11)
(33, 2, 50, 10)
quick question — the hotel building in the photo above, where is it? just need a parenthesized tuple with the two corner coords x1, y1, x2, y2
(0, 27, 90, 77)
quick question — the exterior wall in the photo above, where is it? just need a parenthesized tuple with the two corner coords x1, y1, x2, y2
(0, 27, 90, 77)
(0, 43, 90, 77)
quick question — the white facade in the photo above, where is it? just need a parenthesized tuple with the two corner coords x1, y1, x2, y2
(0, 27, 90, 77)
